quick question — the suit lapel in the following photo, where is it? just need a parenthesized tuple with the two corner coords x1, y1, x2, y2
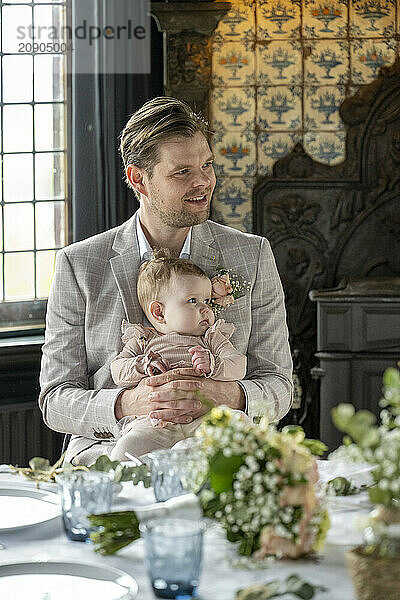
(190, 221, 220, 277)
(110, 212, 143, 324)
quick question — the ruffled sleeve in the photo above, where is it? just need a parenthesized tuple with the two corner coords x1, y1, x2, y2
(204, 318, 235, 342)
(121, 320, 156, 351)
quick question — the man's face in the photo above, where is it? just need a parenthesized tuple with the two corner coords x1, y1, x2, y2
(141, 131, 216, 228)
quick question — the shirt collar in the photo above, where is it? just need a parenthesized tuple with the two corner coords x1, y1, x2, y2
(136, 213, 191, 261)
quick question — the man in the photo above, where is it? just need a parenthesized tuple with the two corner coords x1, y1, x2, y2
(39, 97, 293, 465)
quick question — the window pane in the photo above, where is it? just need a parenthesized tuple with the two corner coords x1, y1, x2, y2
(3, 154, 34, 203)
(3, 105, 33, 153)
(35, 152, 65, 199)
(34, 54, 65, 102)
(4, 203, 34, 251)
(33, 5, 65, 44)
(36, 249, 55, 297)
(3, 55, 33, 103)
(35, 103, 65, 151)
(35, 201, 65, 249)
(4, 252, 34, 301)
(2, 6, 32, 53)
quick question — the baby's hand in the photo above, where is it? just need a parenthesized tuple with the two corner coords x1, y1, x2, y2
(188, 346, 211, 375)
(145, 351, 169, 376)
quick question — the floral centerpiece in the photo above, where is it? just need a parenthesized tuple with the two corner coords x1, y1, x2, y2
(196, 406, 329, 560)
(331, 366, 400, 600)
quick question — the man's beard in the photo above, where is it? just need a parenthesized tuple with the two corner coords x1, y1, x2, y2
(150, 199, 211, 228)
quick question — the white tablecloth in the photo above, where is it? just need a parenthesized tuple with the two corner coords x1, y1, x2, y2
(0, 468, 365, 600)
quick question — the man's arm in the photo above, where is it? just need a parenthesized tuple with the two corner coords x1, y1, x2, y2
(241, 236, 293, 423)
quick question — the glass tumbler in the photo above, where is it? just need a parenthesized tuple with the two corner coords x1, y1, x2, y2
(139, 518, 205, 599)
(151, 446, 208, 502)
(56, 471, 113, 542)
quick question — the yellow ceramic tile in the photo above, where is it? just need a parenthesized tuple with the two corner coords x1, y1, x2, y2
(304, 131, 345, 164)
(211, 88, 255, 132)
(257, 86, 302, 130)
(305, 40, 349, 84)
(214, 2, 255, 43)
(303, 0, 348, 38)
(350, 0, 396, 38)
(304, 85, 346, 130)
(212, 42, 255, 87)
(257, 41, 302, 85)
(213, 177, 254, 220)
(212, 131, 256, 177)
(258, 132, 301, 175)
(350, 39, 396, 83)
(257, 0, 301, 40)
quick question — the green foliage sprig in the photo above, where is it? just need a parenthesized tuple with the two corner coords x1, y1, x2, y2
(332, 366, 400, 508)
(235, 574, 327, 600)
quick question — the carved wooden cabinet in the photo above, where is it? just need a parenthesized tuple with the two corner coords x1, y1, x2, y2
(254, 59, 400, 439)
(310, 278, 400, 450)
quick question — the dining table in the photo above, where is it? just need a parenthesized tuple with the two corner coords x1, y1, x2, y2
(0, 462, 370, 600)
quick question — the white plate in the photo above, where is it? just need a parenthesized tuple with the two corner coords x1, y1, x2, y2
(0, 560, 138, 599)
(0, 485, 60, 532)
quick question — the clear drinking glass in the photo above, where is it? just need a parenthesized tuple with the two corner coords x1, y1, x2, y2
(139, 518, 205, 599)
(56, 471, 113, 542)
(150, 445, 208, 503)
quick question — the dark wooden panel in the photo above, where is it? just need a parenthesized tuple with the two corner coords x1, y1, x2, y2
(254, 59, 400, 437)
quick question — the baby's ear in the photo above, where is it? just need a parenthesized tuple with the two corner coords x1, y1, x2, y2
(149, 301, 165, 323)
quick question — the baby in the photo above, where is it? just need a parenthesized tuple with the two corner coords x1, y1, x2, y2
(110, 250, 247, 460)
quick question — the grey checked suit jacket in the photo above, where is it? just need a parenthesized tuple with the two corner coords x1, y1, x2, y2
(39, 213, 293, 462)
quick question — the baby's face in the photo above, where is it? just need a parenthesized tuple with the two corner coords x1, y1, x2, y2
(162, 274, 215, 336)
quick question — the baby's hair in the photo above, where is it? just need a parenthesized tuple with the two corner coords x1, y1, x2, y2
(137, 248, 209, 318)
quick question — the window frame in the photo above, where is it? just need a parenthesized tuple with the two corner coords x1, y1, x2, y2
(0, 0, 71, 337)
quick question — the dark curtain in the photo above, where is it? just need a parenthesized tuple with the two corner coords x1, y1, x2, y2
(70, 7, 163, 243)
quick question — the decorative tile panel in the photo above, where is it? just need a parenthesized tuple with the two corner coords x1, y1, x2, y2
(350, 0, 396, 38)
(213, 131, 257, 177)
(305, 40, 349, 84)
(303, 0, 348, 38)
(211, 88, 255, 132)
(214, 3, 255, 43)
(258, 132, 301, 175)
(304, 131, 346, 164)
(350, 39, 396, 83)
(257, 86, 302, 130)
(213, 177, 255, 219)
(207, 0, 400, 231)
(212, 42, 255, 87)
(257, 0, 301, 40)
(257, 41, 302, 85)
(304, 85, 346, 130)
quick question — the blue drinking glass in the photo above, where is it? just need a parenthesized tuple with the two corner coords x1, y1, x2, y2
(56, 471, 113, 542)
(139, 518, 205, 599)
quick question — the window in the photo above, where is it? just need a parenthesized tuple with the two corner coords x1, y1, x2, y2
(0, 0, 68, 334)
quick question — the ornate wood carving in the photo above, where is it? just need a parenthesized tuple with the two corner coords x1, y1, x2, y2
(151, 2, 231, 116)
(253, 58, 400, 437)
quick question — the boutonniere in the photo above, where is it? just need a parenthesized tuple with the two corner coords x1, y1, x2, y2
(210, 264, 251, 316)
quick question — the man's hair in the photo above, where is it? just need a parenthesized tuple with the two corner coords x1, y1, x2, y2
(119, 96, 209, 194)
(137, 248, 209, 318)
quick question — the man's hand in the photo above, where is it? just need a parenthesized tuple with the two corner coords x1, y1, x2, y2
(188, 346, 211, 375)
(145, 367, 246, 422)
(114, 372, 204, 423)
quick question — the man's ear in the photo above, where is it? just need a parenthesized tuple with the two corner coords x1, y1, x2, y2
(149, 301, 165, 323)
(126, 164, 148, 197)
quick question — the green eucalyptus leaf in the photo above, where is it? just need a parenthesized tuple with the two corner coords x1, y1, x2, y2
(302, 439, 328, 456)
(331, 404, 355, 432)
(29, 457, 52, 472)
(208, 451, 244, 493)
(282, 425, 304, 436)
(90, 455, 118, 473)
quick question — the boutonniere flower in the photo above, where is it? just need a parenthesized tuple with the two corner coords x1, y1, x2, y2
(210, 264, 251, 316)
